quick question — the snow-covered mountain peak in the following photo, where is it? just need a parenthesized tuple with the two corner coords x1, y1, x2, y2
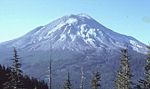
(42, 14, 93, 32)
(0, 14, 148, 89)
(1, 14, 147, 54)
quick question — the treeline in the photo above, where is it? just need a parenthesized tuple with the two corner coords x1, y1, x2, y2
(0, 48, 48, 89)
(61, 47, 150, 89)
(0, 65, 48, 89)
(62, 47, 150, 89)
(47, 46, 150, 89)
(0, 46, 150, 89)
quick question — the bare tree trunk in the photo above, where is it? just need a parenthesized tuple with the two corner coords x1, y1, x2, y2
(48, 40, 52, 89)
(80, 67, 84, 89)
(48, 59, 52, 89)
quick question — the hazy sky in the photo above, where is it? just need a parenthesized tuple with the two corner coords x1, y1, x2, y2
(0, 0, 150, 44)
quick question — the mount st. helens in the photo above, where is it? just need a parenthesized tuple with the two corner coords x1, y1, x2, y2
(0, 14, 147, 89)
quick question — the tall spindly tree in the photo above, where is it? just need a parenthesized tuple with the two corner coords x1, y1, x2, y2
(48, 59, 52, 89)
(80, 67, 84, 89)
(3, 48, 24, 89)
(64, 72, 72, 89)
(115, 49, 132, 89)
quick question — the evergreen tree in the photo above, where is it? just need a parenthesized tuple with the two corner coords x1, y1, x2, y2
(115, 49, 132, 89)
(139, 46, 150, 89)
(0, 65, 11, 89)
(64, 72, 72, 89)
(91, 71, 101, 89)
(3, 48, 24, 89)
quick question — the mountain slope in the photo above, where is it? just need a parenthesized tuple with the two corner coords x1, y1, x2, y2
(1, 14, 147, 53)
(0, 14, 147, 89)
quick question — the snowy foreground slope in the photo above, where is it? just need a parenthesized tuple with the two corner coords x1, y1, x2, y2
(0, 14, 148, 89)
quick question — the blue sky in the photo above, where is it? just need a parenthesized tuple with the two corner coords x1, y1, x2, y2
(0, 0, 150, 44)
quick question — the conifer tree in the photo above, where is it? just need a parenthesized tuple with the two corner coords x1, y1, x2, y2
(139, 46, 150, 89)
(64, 72, 72, 89)
(3, 48, 24, 89)
(91, 71, 101, 89)
(115, 49, 132, 89)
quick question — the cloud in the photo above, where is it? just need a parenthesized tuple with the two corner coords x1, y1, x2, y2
(142, 16, 150, 23)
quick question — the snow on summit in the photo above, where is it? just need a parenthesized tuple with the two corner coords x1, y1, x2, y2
(0, 14, 147, 54)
